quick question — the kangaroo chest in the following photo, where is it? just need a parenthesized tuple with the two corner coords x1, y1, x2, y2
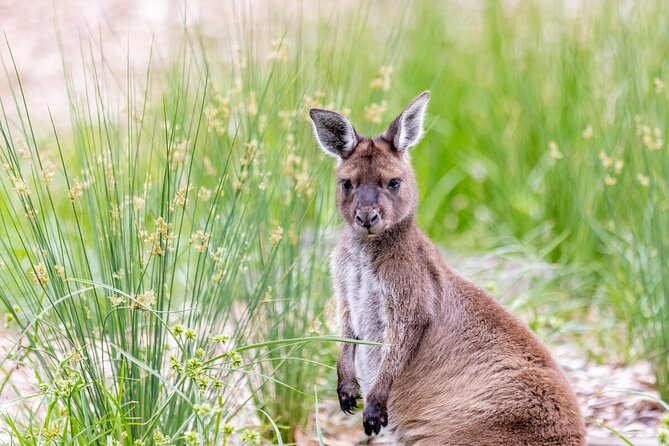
(335, 246, 389, 392)
(341, 249, 388, 341)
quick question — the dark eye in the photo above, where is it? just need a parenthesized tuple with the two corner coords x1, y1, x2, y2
(388, 178, 401, 191)
(342, 179, 353, 191)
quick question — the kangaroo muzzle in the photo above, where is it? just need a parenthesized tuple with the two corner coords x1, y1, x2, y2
(355, 208, 380, 230)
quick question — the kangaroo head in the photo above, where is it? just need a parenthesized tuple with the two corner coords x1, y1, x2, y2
(310, 91, 430, 237)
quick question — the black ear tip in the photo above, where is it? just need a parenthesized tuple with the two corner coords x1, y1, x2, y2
(420, 91, 431, 99)
(309, 108, 333, 121)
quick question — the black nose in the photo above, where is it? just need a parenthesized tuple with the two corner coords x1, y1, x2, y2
(355, 211, 380, 229)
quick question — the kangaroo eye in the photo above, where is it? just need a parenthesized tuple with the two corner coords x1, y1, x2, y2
(342, 179, 353, 191)
(388, 178, 401, 191)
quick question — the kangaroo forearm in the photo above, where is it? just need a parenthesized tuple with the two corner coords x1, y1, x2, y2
(367, 321, 426, 402)
(337, 342, 356, 380)
(337, 313, 357, 381)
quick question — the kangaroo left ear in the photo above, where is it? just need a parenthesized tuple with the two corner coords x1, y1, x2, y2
(309, 108, 359, 159)
(383, 91, 430, 153)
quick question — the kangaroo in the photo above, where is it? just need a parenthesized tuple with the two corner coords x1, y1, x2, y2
(309, 92, 585, 445)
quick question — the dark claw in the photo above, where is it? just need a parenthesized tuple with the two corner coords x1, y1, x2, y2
(340, 396, 357, 414)
(364, 421, 374, 436)
(337, 381, 361, 415)
(362, 400, 388, 436)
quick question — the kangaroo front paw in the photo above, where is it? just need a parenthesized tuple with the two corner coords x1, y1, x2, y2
(337, 380, 361, 414)
(363, 400, 388, 436)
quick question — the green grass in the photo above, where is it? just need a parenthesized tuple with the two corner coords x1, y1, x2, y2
(394, 0, 669, 399)
(0, 3, 406, 443)
(0, 0, 668, 443)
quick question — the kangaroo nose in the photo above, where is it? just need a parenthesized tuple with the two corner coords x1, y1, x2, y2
(355, 210, 380, 229)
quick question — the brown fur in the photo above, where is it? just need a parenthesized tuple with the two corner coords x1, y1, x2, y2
(311, 93, 585, 445)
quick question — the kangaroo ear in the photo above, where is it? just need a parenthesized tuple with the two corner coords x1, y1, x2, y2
(309, 108, 358, 158)
(383, 91, 430, 153)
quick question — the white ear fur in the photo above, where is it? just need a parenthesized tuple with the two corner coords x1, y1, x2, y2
(385, 91, 430, 152)
(309, 108, 358, 158)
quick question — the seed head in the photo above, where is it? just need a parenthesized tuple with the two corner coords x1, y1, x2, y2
(155, 217, 171, 235)
(169, 355, 184, 373)
(172, 185, 192, 209)
(599, 151, 613, 168)
(185, 329, 197, 341)
(185, 357, 204, 378)
(309, 318, 322, 335)
(170, 140, 189, 171)
(109, 295, 125, 307)
(131, 290, 157, 311)
(40, 166, 55, 186)
(270, 226, 284, 246)
(68, 177, 84, 201)
(194, 403, 212, 417)
(364, 101, 388, 124)
(211, 334, 229, 344)
(294, 170, 312, 197)
(31, 263, 49, 285)
(190, 230, 211, 253)
(132, 196, 145, 211)
(581, 125, 593, 140)
(197, 186, 212, 202)
(184, 431, 199, 446)
(212, 269, 226, 284)
(268, 39, 289, 62)
(637, 174, 650, 187)
(548, 141, 563, 160)
(12, 176, 31, 196)
(227, 350, 242, 367)
(654, 77, 665, 93)
(370, 65, 393, 91)
(613, 160, 624, 175)
(203, 157, 217, 176)
(241, 429, 261, 445)
(241, 140, 258, 167)
(16, 138, 31, 160)
(641, 125, 663, 150)
(39, 424, 61, 442)
(154, 432, 171, 446)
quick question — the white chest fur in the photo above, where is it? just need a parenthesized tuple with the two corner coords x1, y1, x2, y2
(332, 243, 388, 393)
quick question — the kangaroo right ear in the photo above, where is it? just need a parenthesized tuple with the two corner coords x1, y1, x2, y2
(383, 91, 430, 153)
(309, 108, 358, 158)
